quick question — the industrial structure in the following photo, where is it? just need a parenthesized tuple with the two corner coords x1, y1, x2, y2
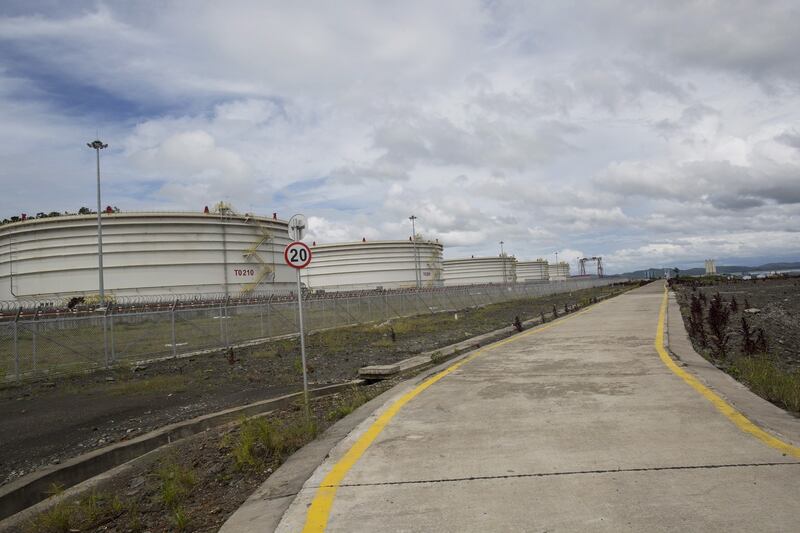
(578, 256, 604, 278)
(704, 259, 717, 275)
(302, 239, 444, 291)
(548, 261, 571, 281)
(516, 259, 550, 282)
(0, 210, 294, 302)
(443, 255, 517, 286)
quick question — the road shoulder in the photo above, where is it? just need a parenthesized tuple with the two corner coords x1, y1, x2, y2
(666, 290, 800, 446)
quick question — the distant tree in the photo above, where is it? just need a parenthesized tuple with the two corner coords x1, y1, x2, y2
(78, 207, 92, 215)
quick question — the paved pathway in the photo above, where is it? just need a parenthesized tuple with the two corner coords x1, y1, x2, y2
(276, 283, 800, 532)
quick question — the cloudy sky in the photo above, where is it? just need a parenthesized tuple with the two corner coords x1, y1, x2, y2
(1, 1, 799, 273)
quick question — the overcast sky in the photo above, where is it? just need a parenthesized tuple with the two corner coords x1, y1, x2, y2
(1, 1, 799, 273)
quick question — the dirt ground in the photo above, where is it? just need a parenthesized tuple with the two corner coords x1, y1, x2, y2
(0, 284, 632, 488)
(11, 382, 398, 533)
(672, 277, 800, 370)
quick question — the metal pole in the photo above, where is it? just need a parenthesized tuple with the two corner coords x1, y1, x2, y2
(87, 141, 108, 304)
(32, 309, 38, 372)
(102, 307, 110, 367)
(13, 308, 20, 380)
(109, 306, 116, 363)
(410, 215, 420, 289)
(171, 299, 178, 358)
(296, 269, 310, 417)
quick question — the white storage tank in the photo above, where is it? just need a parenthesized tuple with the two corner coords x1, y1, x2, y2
(443, 255, 517, 286)
(302, 239, 444, 291)
(517, 259, 550, 282)
(548, 261, 571, 281)
(0, 211, 295, 303)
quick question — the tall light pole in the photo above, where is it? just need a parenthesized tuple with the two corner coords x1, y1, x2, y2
(409, 215, 420, 289)
(500, 241, 506, 285)
(87, 139, 108, 304)
(554, 251, 559, 281)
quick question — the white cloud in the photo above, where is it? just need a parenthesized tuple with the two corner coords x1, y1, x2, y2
(1, 1, 800, 273)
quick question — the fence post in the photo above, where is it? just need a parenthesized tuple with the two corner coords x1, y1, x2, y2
(32, 308, 38, 372)
(219, 300, 225, 343)
(109, 305, 116, 363)
(171, 299, 178, 358)
(223, 297, 230, 347)
(13, 307, 21, 380)
(102, 305, 110, 368)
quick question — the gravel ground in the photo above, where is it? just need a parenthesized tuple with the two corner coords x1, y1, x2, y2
(0, 284, 632, 488)
(672, 277, 800, 370)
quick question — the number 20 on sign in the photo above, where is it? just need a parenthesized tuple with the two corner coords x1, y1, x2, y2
(284, 241, 312, 269)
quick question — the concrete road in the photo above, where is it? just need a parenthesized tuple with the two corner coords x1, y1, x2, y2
(277, 283, 800, 532)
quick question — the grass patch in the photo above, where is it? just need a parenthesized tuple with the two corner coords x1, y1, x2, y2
(25, 488, 128, 533)
(227, 415, 319, 470)
(326, 387, 370, 422)
(730, 357, 800, 413)
(156, 459, 197, 509)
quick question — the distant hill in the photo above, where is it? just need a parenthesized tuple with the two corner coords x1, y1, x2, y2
(617, 262, 800, 279)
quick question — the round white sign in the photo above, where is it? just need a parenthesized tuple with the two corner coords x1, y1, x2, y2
(284, 241, 312, 269)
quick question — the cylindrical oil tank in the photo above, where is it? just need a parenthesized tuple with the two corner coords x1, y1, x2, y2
(516, 259, 550, 282)
(301, 239, 443, 291)
(0, 212, 294, 303)
(442, 256, 517, 286)
(548, 261, 571, 281)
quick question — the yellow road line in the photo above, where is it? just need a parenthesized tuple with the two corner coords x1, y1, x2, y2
(656, 286, 800, 459)
(301, 299, 604, 532)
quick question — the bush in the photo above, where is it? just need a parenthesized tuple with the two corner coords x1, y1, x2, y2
(707, 293, 731, 358)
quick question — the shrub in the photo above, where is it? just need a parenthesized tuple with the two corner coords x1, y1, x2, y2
(707, 293, 731, 359)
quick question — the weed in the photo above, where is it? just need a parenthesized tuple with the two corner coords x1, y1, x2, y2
(79, 490, 102, 523)
(156, 459, 197, 509)
(731, 357, 800, 413)
(27, 501, 76, 533)
(741, 317, 756, 355)
(372, 337, 394, 348)
(540, 310, 546, 324)
(174, 506, 190, 531)
(707, 293, 731, 358)
(552, 305, 558, 318)
(326, 387, 370, 422)
(688, 293, 707, 347)
(430, 350, 447, 364)
(231, 416, 278, 469)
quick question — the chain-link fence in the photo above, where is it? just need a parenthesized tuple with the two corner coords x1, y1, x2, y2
(0, 279, 624, 381)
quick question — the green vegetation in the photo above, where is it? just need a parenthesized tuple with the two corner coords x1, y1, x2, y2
(227, 415, 319, 471)
(26, 487, 128, 533)
(730, 357, 800, 413)
(157, 459, 196, 509)
(326, 386, 370, 422)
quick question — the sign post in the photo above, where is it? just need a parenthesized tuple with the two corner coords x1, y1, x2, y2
(285, 214, 312, 417)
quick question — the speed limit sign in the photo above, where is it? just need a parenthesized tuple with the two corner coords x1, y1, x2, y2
(284, 241, 312, 269)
